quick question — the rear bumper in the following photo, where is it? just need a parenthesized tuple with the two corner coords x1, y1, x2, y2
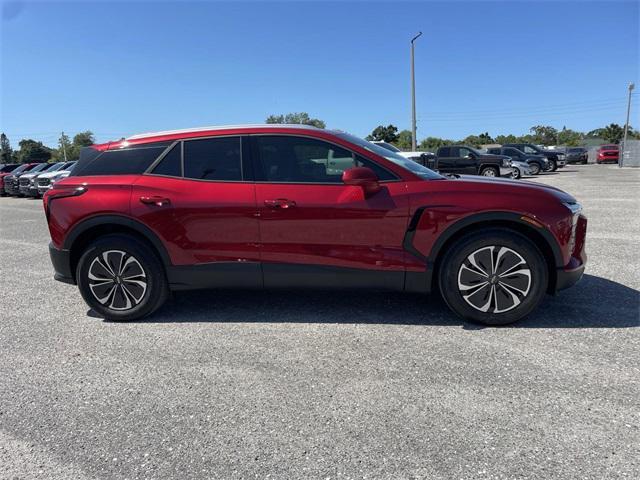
(49, 242, 75, 285)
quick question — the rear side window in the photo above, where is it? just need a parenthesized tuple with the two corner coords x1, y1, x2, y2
(152, 143, 182, 177)
(73, 142, 171, 176)
(438, 147, 450, 156)
(184, 137, 242, 181)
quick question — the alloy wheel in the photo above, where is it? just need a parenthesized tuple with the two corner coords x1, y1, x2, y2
(482, 168, 497, 177)
(457, 246, 532, 314)
(88, 250, 147, 311)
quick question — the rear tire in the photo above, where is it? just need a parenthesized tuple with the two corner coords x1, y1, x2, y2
(76, 234, 169, 321)
(438, 229, 548, 325)
(480, 166, 499, 177)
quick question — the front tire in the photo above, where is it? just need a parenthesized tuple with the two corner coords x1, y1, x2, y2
(510, 168, 521, 179)
(480, 166, 499, 177)
(548, 159, 557, 171)
(438, 229, 548, 325)
(76, 234, 169, 321)
(529, 162, 541, 175)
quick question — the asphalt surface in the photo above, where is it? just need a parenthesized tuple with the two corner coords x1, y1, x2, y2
(0, 165, 638, 479)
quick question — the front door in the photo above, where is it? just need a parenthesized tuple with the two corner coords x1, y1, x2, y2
(456, 147, 478, 174)
(250, 134, 410, 289)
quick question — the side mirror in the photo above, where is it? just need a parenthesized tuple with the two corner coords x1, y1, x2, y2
(465, 154, 474, 159)
(342, 166, 381, 196)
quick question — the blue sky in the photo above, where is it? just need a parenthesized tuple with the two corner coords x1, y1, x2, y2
(1, 0, 638, 148)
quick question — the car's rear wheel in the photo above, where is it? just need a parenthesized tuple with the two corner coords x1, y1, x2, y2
(480, 166, 499, 177)
(438, 229, 548, 325)
(529, 162, 541, 175)
(76, 234, 169, 321)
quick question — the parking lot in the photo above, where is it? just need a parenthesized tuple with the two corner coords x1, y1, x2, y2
(0, 165, 638, 479)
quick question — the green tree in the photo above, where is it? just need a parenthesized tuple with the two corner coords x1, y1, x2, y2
(557, 126, 583, 146)
(600, 123, 625, 144)
(265, 112, 326, 129)
(68, 131, 95, 160)
(529, 125, 558, 145)
(0, 133, 13, 163)
(419, 137, 454, 152)
(365, 125, 399, 143)
(51, 132, 73, 162)
(495, 134, 518, 144)
(16, 139, 52, 164)
(395, 130, 413, 150)
(462, 132, 494, 147)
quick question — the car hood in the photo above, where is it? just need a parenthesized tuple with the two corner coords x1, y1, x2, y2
(447, 174, 576, 203)
(20, 172, 41, 179)
(38, 170, 71, 179)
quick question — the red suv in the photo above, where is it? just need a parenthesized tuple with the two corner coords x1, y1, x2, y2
(44, 125, 587, 325)
(596, 144, 619, 164)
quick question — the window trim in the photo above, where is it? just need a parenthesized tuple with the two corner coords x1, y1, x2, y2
(249, 133, 401, 185)
(144, 134, 248, 183)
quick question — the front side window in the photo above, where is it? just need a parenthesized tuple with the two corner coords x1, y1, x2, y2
(505, 148, 521, 157)
(183, 137, 242, 181)
(523, 145, 539, 154)
(255, 136, 395, 183)
(459, 147, 474, 157)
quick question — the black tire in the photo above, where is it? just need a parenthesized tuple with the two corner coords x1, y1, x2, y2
(76, 234, 169, 321)
(510, 168, 521, 179)
(529, 162, 541, 175)
(548, 159, 557, 171)
(438, 229, 548, 326)
(480, 166, 499, 177)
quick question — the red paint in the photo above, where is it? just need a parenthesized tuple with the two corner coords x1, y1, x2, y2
(45, 126, 586, 283)
(596, 145, 619, 164)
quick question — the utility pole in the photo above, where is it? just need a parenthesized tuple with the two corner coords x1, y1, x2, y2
(410, 32, 422, 151)
(620, 82, 635, 167)
(61, 131, 68, 162)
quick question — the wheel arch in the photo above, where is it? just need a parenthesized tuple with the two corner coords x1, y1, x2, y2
(64, 215, 172, 283)
(412, 211, 563, 295)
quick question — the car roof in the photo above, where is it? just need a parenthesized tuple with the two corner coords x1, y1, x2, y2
(93, 124, 328, 151)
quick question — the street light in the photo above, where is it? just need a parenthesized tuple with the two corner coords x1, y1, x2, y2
(410, 32, 422, 151)
(620, 82, 635, 167)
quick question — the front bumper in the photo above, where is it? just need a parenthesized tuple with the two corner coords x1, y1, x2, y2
(49, 242, 75, 285)
(555, 256, 586, 291)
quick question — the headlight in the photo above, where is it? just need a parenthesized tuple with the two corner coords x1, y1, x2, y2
(502, 158, 511, 167)
(563, 201, 582, 215)
(558, 154, 566, 160)
(563, 202, 582, 252)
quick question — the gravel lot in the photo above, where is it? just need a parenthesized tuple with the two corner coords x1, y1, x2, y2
(1, 165, 638, 479)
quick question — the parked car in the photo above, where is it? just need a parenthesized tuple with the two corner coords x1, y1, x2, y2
(565, 147, 588, 164)
(508, 159, 532, 179)
(432, 145, 512, 177)
(0, 164, 20, 195)
(45, 124, 586, 326)
(486, 147, 548, 175)
(3, 163, 42, 196)
(371, 141, 432, 162)
(502, 143, 566, 171)
(596, 145, 619, 164)
(19, 162, 67, 197)
(36, 161, 77, 196)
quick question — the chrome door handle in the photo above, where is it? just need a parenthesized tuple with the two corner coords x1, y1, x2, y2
(264, 198, 296, 209)
(140, 196, 171, 206)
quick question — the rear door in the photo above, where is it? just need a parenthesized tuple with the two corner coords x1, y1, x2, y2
(131, 136, 261, 287)
(435, 147, 456, 173)
(251, 134, 409, 289)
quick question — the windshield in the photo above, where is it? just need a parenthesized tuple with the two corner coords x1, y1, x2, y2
(45, 163, 64, 172)
(336, 132, 444, 180)
(29, 163, 50, 173)
(375, 142, 402, 153)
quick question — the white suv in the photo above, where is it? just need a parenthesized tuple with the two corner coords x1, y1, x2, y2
(371, 141, 432, 162)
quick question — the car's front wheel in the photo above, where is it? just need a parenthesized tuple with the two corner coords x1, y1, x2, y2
(480, 166, 499, 177)
(529, 162, 541, 175)
(510, 168, 521, 179)
(76, 234, 169, 321)
(548, 159, 557, 171)
(438, 229, 548, 325)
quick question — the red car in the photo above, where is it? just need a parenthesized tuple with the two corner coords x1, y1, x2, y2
(596, 144, 619, 164)
(44, 125, 587, 325)
(0, 163, 20, 195)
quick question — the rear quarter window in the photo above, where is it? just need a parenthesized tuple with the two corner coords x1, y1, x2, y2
(73, 142, 171, 176)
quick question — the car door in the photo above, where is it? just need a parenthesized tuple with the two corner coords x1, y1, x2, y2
(456, 147, 478, 174)
(251, 134, 410, 289)
(436, 147, 457, 173)
(131, 136, 262, 287)
(503, 147, 524, 162)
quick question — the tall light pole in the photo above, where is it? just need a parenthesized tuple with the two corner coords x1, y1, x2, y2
(410, 32, 422, 151)
(620, 82, 635, 167)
